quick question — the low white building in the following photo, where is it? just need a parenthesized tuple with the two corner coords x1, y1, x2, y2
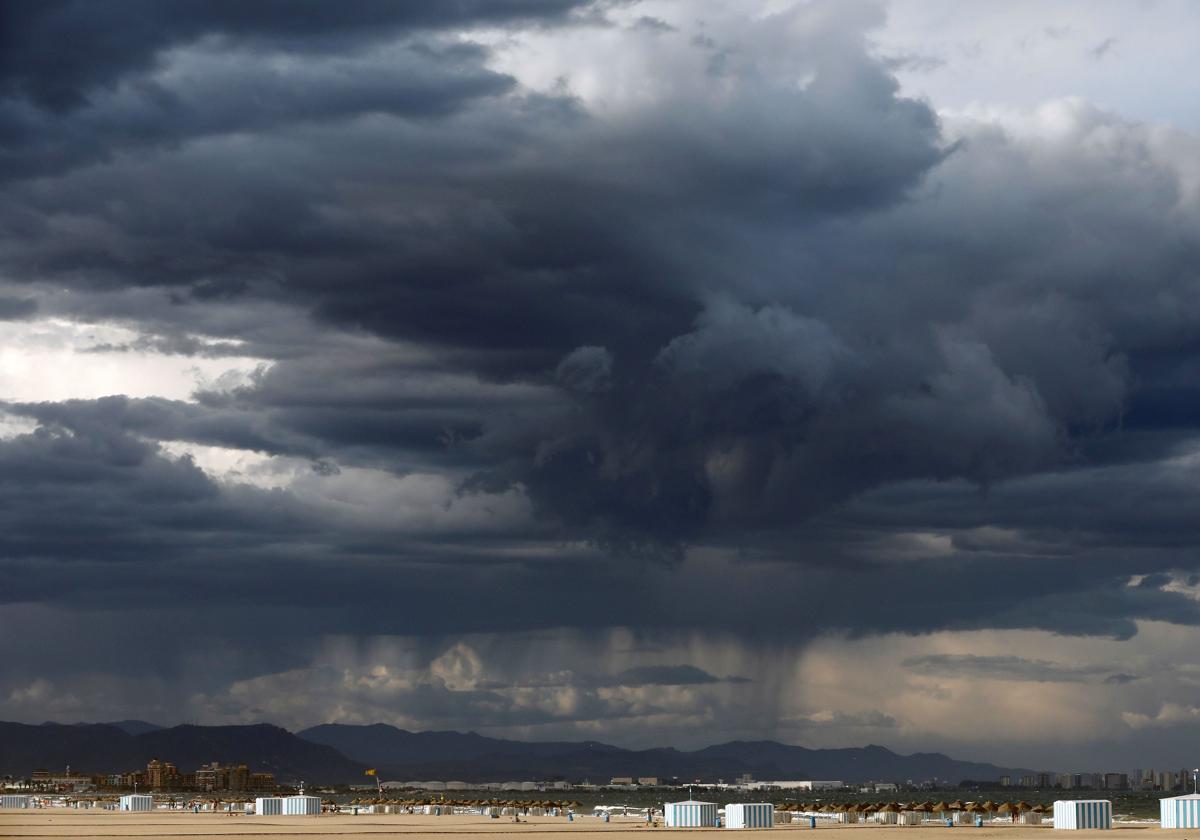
(119, 794, 153, 812)
(0, 795, 29, 809)
(725, 803, 774, 829)
(763, 780, 843, 791)
(1053, 800, 1112, 830)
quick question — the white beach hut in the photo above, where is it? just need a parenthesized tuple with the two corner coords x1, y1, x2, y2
(1160, 794, 1200, 828)
(255, 797, 284, 816)
(726, 803, 774, 829)
(1, 795, 29, 809)
(1054, 800, 1112, 830)
(665, 800, 719, 827)
(119, 794, 153, 812)
(282, 795, 322, 815)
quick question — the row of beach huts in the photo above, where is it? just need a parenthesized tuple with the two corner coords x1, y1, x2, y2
(659, 796, 1200, 830)
(0, 793, 321, 815)
(6, 792, 1200, 828)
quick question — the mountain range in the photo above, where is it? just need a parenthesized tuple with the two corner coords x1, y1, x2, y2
(299, 724, 1034, 784)
(0, 721, 363, 783)
(0, 720, 1035, 785)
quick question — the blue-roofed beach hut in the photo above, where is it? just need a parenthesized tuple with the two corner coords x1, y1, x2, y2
(726, 803, 774, 829)
(1160, 794, 1200, 828)
(665, 800, 718, 827)
(1053, 800, 1112, 830)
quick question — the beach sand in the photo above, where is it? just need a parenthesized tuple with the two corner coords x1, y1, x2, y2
(0, 813, 1186, 840)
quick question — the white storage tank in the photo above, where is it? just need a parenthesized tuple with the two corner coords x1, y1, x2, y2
(1160, 794, 1200, 828)
(665, 800, 719, 827)
(282, 795, 322, 815)
(256, 797, 284, 816)
(1054, 800, 1112, 830)
(119, 794, 153, 812)
(726, 803, 774, 829)
(1, 795, 30, 809)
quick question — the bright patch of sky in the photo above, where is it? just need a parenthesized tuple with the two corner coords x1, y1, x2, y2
(0, 319, 267, 403)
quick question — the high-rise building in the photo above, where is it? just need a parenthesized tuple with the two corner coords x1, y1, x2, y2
(228, 764, 249, 791)
(249, 772, 276, 790)
(145, 759, 179, 789)
(194, 762, 229, 791)
(1103, 773, 1128, 790)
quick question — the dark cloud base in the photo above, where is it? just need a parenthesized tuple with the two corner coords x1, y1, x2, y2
(2, 0, 1200, 755)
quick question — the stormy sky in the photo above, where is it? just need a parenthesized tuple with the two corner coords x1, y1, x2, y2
(3, 0, 1200, 772)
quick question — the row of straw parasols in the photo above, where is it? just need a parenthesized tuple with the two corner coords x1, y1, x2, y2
(778, 801, 1050, 814)
(345, 797, 582, 808)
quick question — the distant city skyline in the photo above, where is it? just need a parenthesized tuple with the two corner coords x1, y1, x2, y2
(3, 1, 1200, 769)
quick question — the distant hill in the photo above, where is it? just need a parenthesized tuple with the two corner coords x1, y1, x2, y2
(298, 723, 1033, 784)
(101, 720, 164, 736)
(0, 722, 363, 783)
(297, 724, 623, 767)
(83, 720, 163, 729)
(2, 718, 1034, 785)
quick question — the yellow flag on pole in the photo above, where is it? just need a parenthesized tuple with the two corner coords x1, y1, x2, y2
(365, 769, 377, 776)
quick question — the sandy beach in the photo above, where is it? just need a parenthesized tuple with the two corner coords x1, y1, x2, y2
(0, 813, 1185, 840)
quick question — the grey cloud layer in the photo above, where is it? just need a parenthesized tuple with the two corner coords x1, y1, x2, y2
(3, 0, 1200, 752)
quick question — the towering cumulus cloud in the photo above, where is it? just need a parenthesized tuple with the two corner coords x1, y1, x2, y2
(2, 0, 1200, 768)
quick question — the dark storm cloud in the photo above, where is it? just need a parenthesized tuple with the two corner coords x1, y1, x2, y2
(0, 38, 515, 181)
(2, 407, 1194, 644)
(609, 665, 750, 686)
(901, 654, 1123, 683)
(0, 0, 587, 111)
(1105, 673, 1139, 685)
(3, 0, 1200, 742)
(0, 419, 314, 568)
(478, 664, 751, 690)
(779, 710, 899, 731)
(6, 395, 320, 460)
(0, 0, 595, 182)
(0, 295, 36, 319)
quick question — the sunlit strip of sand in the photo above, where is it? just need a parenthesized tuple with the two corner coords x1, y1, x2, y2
(0, 812, 1184, 840)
